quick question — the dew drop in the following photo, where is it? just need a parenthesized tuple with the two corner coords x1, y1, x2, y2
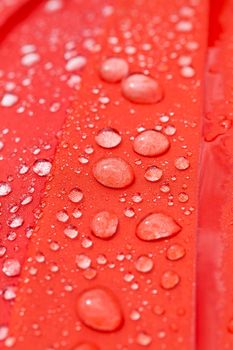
(76, 254, 91, 269)
(2, 259, 21, 277)
(95, 128, 121, 148)
(64, 225, 78, 239)
(0, 325, 8, 341)
(144, 166, 163, 182)
(93, 157, 134, 188)
(32, 159, 52, 176)
(136, 332, 152, 346)
(1, 93, 18, 107)
(99, 57, 129, 83)
(136, 213, 181, 241)
(68, 188, 84, 203)
(0, 182, 11, 197)
(160, 270, 180, 289)
(76, 287, 124, 332)
(65, 56, 87, 72)
(56, 210, 69, 223)
(166, 244, 186, 261)
(91, 211, 118, 239)
(175, 156, 190, 170)
(133, 130, 170, 157)
(71, 343, 99, 350)
(122, 74, 163, 104)
(135, 255, 154, 273)
(7, 215, 24, 229)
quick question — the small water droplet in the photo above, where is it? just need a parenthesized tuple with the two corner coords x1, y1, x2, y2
(175, 156, 190, 170)
(91, 211, 118, 239)
(93, 157, 134, 188)
(65, 56, 87, 72)
(166, 244, 186, 261)
(76, 254, 91, 269)
(68, 188, 84, 203)
(161, 270, 180, 289)
(95, 128, 121, 148)
(7, 215, 24, 229)
(1, 93, 18, 107)
(2, 259, 21, 277)
(64, 225, 78, 239)
(135, 255, 154, 273)
(32, 159, 52, 176)
(56, 210, 69, 223)
(122, 74, 163, 104)
(76, 287, 124, 332)
(136, 213, 181, 241)
(0, 325, 8, 341)
(99, 57, 129, 83)
(144, 166, 163, 182)
(0, 182, 11, 197)
(136, 332, 152, 346)
(133, 130, 170, 157)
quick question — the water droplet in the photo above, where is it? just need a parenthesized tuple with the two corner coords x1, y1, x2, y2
(7, 215, 24, 228)
(21, 52, 40, 67)
(0, 182, 11, 197)
(122, 74, 163, 104)
(76, 254, 91, 269)
(166, 244, 186, 261)
(64, 225, 78, 239)
(124, 207, 135, 218)
(32, 159, 52, 176)
(95, 128, 121, 148)
(1, 93, 18, 107)
(133, 130, 170, 157)
(71, 343, 99, 350)
(136, 213, 181, 241)
(0, 246, 6, 257)
(2, 259, 21, 277)
(65, 56, 87, 72)
(99, 57, 129, 83)
(136, 332, 152, 346)
(93, 157, 134, 188)
(0, 325, 8, 341)
(180, 66, 195, 78)
(76, 287, 123, 332)
(68, 188, 84, 203)
(175, 156, 190, 170)
(56, 210, 69, 223)
(144, 166, 163, 182)
(135, 255, 154, 273)
(91, 211, 118, 239)
(3, 285, 17, 301)
(160, 270, 180, 289)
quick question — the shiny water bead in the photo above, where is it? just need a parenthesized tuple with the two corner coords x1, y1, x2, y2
(99, 57, 129, 83)
(32, 159, 52, 176)
(76, 254, 91, 269)
(93, 157, 134, 188)
(136, 332, 152, 346)
(91, 211, 118, 239)
(160, 270, 180, 289)
(76, 287, 123, 331)
(136, 213, 181, 241)
(122, 74, 163, 104)
(0, 182, 12, 196)
(2, 259, 21, 277)
(133, 130, 170, 157)
(68, 187, 84, 203)
(71, 343, 99, 350)
(175, 156, 190, 170)
(166, 244, 186, 261)
(64, 225, 78, 239)
(135, 255, 154, 273)
(95, 128, 122, 148)
(144, 166, 163, 182)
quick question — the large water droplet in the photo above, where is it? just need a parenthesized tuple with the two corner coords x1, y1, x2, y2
(93, 157, 134, 188)
(136, 213, 181, 241)
(160, 270, 180, 289)
(76, 287, 123, 332)
(2, 259, 21, 277)
(91, 211, 118, 239)
(95, 128, 121, 149)
(122, 74, 163, 104)
(32, 159, 52, 176)
(99, 57, 129, 83)
(133, 130, 170, 157)
(0, 182, 12, 197)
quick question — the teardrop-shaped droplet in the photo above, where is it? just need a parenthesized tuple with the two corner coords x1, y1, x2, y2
(93, 157, 134, 188)
(136, 213, 181, 241)
(76, 287, 124, 332)
(122, 74, 163, 104)
(133, 130, 170, 157)
(95, 128, 122, 149)
(99, 57, 129, 83)
(91, 211, 118, 239)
